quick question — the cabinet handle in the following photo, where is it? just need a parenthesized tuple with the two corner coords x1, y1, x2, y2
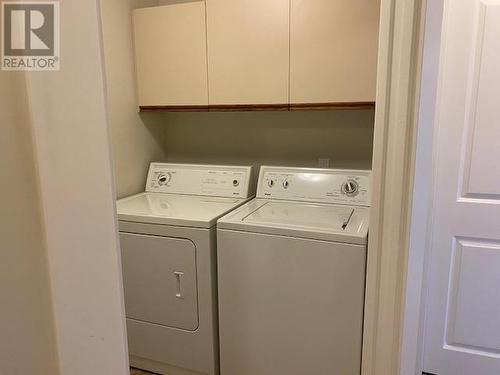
(174, 271, 184, 299)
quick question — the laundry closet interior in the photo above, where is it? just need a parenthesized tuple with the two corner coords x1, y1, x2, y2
(100, 0, 381, 374)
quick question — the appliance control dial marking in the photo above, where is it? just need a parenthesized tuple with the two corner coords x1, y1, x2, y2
(157, 172, 172, 186)
(342, 180, 359, 197)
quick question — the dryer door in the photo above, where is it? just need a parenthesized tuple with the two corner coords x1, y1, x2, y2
(120, 233, 198, 331)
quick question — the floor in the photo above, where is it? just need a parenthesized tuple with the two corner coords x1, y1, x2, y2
(130, 368, 157, 375)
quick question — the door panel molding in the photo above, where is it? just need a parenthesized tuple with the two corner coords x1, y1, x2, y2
(445, 237, 500, 356)
(460, 1, 500, 199)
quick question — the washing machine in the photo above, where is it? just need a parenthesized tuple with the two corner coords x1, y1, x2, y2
(117, 163, 253, 375)
(217, 166, 371, 375)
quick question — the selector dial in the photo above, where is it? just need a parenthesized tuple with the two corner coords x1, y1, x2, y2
(157, 172, 172, 186)
(342, 180, 359, 197)
(267, 179, 275, 188)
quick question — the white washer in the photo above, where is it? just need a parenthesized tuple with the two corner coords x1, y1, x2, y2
(217, 166, 371, 375)
(117, 163, 253, 375)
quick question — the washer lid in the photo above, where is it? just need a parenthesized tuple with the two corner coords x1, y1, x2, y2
(218, 199, 369, 244)
(117, 192, 249, 228)
(243, 201, 354, 231)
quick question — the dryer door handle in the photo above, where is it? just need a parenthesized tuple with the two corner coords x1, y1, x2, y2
(174, 271, 184, 299)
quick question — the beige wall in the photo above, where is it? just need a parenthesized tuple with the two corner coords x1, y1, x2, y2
(162, 110, 374, 171)
(26, 0, 129, 373)
(101, 0, 167, 199)
(0, 73, 59, 374)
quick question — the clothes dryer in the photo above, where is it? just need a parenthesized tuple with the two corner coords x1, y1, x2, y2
(117, 163, 253, 375)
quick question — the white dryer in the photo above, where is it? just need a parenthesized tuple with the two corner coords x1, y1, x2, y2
(117, 163, 253, 375)
(217, 166, 371, 375)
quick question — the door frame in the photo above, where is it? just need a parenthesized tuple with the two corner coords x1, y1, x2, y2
(398, 1, 445, 374)
(362, 0, 429, 374)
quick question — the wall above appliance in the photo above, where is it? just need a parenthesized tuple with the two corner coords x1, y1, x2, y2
(160, 109, 375, 174)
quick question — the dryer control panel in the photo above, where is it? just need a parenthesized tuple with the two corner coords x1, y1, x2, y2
(146, 163, 253, 198)
(257, 166, 371, 206)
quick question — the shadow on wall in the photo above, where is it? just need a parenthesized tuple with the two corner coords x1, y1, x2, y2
(158, 109, 375, 171)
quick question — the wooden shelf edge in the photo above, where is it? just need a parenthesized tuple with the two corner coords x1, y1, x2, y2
(208, 104, 289, 112)
(289, 102, 376, 111)
(139, 102, 376, 113)
(139, 105, 209, 112)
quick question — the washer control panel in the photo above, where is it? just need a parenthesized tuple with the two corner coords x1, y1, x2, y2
(258, 166, 371, 206)
(146, 163, 253, 198)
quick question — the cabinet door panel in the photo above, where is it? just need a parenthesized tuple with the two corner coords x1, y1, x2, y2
(290, 0, 380, 104)
(206, 0, 289, 105)
(133, 2, 208, 106)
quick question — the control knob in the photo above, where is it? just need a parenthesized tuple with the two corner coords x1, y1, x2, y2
(342, 180, 359, 197)
(157, 172, 172, 186)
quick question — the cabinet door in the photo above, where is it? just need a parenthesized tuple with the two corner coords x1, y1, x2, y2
(206, 0, 289, 105)
(290, 0, 380, 104)
(133, 2, 208, 106)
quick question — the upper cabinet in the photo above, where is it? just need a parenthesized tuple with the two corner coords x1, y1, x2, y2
(133, 2, 208, 107)
(132, 0, 380, 111)
(206, 0, 290, 105)
(290, 0, 380, 104)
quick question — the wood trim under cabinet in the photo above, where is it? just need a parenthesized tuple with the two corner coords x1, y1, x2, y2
(139, 105, 210, 112)
(289, 101, 375, 111)
(208, 104, 290, 112)
(139, 102, 375, 112)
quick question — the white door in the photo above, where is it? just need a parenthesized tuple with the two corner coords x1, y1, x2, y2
(423, 1, 500, 374)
